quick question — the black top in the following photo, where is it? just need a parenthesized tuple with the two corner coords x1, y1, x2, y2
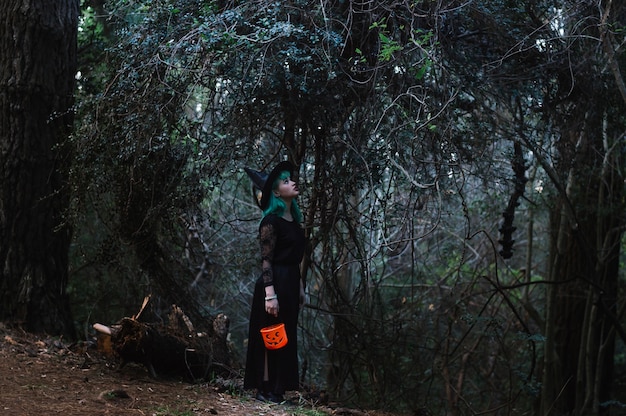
(259, 214, 305, 285)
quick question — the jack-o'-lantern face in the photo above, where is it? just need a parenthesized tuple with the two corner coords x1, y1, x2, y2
(260, 324, 288, 350)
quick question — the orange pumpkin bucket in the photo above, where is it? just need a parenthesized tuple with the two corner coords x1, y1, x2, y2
(260, 323, 288, 350)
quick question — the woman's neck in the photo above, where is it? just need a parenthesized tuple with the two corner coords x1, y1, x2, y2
(282, 199, 293, 221)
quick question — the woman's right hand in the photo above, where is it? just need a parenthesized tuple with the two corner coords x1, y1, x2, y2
(265, 298, 279, 317)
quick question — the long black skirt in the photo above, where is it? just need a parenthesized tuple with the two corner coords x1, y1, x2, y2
(243, 264, 301, 394)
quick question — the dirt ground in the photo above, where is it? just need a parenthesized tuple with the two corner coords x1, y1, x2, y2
(0, 323, 396, 416)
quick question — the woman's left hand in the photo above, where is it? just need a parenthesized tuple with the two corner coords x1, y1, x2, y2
(265, 298, 279, 317)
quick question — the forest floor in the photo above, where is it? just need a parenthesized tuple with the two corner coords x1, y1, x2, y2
(0, 323, 399, 416)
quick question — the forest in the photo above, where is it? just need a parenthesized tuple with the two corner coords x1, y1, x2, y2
(1, 0, 626, 415)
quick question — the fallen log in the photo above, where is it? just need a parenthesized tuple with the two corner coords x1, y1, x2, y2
(94, 300, 231, 381)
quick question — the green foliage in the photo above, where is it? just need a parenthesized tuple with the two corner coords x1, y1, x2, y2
(152, 406, 194, 416)
(369, 18, 403, 62)
(377, 32, 402, 62)
(69, 0, 228, 327)
(65, 0, 626, 414)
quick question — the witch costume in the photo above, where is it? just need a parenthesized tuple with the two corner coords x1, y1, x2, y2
(243, 161, 306, 402)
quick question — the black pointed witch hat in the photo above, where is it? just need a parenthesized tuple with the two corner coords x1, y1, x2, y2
(243, 167, 267, 209)
(244, 161, 294, 210)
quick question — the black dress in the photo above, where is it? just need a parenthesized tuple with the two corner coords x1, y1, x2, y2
(243, 214, 306, 395)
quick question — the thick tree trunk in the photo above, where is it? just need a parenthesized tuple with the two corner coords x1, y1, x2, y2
(0, 1, 79, 338)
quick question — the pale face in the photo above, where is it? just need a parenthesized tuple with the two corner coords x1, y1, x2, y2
(274, 175, 299, 200)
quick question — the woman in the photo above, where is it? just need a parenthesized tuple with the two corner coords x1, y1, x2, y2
(243, 161, 306, 403)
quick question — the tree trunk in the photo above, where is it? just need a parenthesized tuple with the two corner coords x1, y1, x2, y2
(540, 108, 623, 415)
(94, 303, 232, 381)
(0, 0, 79, 338)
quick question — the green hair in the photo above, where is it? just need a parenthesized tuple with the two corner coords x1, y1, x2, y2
(263, 171, 303, 223)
